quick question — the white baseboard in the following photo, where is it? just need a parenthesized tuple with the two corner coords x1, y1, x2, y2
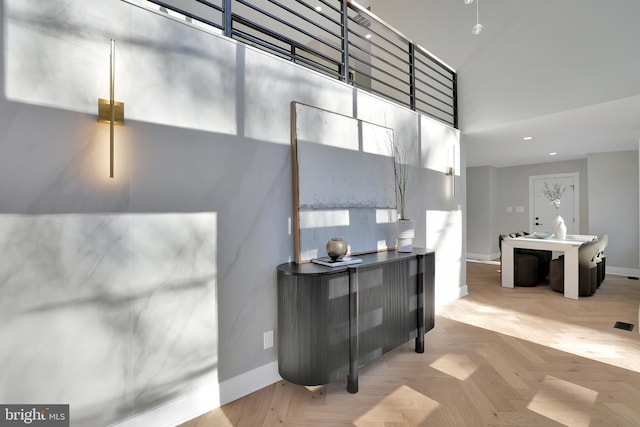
(435, 284, 469, 308)
(466, 252, 500, 261)
(459, 284, 469, 298)
(109, 278, 473, 427)
(110, 361, 281, 427)
(607, 266, 640, 278)
(218, 360, 281, 406)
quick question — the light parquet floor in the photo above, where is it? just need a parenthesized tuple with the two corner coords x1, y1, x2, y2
(182, 260, 640, 427)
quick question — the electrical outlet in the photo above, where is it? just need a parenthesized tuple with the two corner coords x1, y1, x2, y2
(263, 330, 274, 349)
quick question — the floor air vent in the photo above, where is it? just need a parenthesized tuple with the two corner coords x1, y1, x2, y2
(614, 321, 634, 331)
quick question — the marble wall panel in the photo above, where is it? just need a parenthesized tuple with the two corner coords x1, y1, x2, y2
(127, 214, 218, 415)
(0, 213, 218, 426)
(426, 209, 463, 306)
(1, 1, 466, 425)
(5, 0, 238, 136)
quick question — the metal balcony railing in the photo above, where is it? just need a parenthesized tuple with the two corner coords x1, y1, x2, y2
(143, 0, 457, 128)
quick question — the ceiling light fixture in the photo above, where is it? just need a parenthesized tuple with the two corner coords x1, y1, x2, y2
(549, 152, 557, 156)
(465, 0, 483, 35)
(523, 136, 533, 141)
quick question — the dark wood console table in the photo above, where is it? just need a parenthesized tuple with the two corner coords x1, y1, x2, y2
(277, 248, 435, 393)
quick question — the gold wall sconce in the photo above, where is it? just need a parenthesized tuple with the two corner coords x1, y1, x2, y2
(98, 39, 124, 178)
(446, 146, 456, 198)
(446, 166, 455, 198)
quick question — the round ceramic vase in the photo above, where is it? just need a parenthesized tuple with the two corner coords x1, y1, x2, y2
(326, 238, 348, 260)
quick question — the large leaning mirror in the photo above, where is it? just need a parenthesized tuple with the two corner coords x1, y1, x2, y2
(291, 102, 398, 263)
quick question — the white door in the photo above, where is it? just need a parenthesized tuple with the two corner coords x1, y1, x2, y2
(529, 173, 578, 235)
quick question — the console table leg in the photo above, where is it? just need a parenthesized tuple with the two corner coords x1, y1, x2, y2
(347, 373, 358, 393)
(415, 253, 425, 353)
(348, 267, 359, 393)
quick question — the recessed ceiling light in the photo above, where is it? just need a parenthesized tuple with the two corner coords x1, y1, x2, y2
(315, 6, 322, 12)
(549, 152, 557, 156)
(365, 33, 372, 39)
(523, 136, 533, 141)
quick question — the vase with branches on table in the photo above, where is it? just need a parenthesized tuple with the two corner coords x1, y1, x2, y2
(542, 181, 567, 240)
(388, 132, 414, 252)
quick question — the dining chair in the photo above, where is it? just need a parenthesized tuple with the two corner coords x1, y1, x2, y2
(549, 237, 601, 296)
(596, 234, 608, 287)
(499, 233, 539, 286)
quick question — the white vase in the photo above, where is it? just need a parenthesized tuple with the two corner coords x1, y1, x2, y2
(554, 214, 567, 240)
(396, 219, 415, 253)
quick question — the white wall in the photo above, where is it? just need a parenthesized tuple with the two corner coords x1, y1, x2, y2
(467, 156, 640, 275)
(588, 151, 640, 274)
(466, 165, 497, 258)
(467, 159, 589, 256)
(0, 1, 466, 426)
(495, 160, 590, 238)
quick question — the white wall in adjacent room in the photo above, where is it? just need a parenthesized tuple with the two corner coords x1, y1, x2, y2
(588, 151, 640, 275)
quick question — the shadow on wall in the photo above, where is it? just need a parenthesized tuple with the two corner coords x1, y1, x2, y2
(427, 209, 463, 306)
(0, 213, 219, 426)
(1, 2, 464, 426)
(4, 0, 350, 146)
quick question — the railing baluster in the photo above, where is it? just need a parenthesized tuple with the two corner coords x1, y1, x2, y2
(409, 43, 416, 111)
(224, 0, 232, 38)
(453, 73, 459, 129)
(341, 0, 349, 83)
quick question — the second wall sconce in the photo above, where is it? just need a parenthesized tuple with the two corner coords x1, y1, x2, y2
(446, 146, 456, 198)
(98, 39, 125, 178)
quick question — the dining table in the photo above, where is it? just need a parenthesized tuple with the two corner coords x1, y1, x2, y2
(501, 234, 597, 299)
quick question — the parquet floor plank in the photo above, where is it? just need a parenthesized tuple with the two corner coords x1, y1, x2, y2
(181, 260, 640, 426)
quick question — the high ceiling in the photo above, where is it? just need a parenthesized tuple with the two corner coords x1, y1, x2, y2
(369, 0, 640, 167)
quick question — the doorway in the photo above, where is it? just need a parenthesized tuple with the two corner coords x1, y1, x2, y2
(529, 173, 579, 235)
